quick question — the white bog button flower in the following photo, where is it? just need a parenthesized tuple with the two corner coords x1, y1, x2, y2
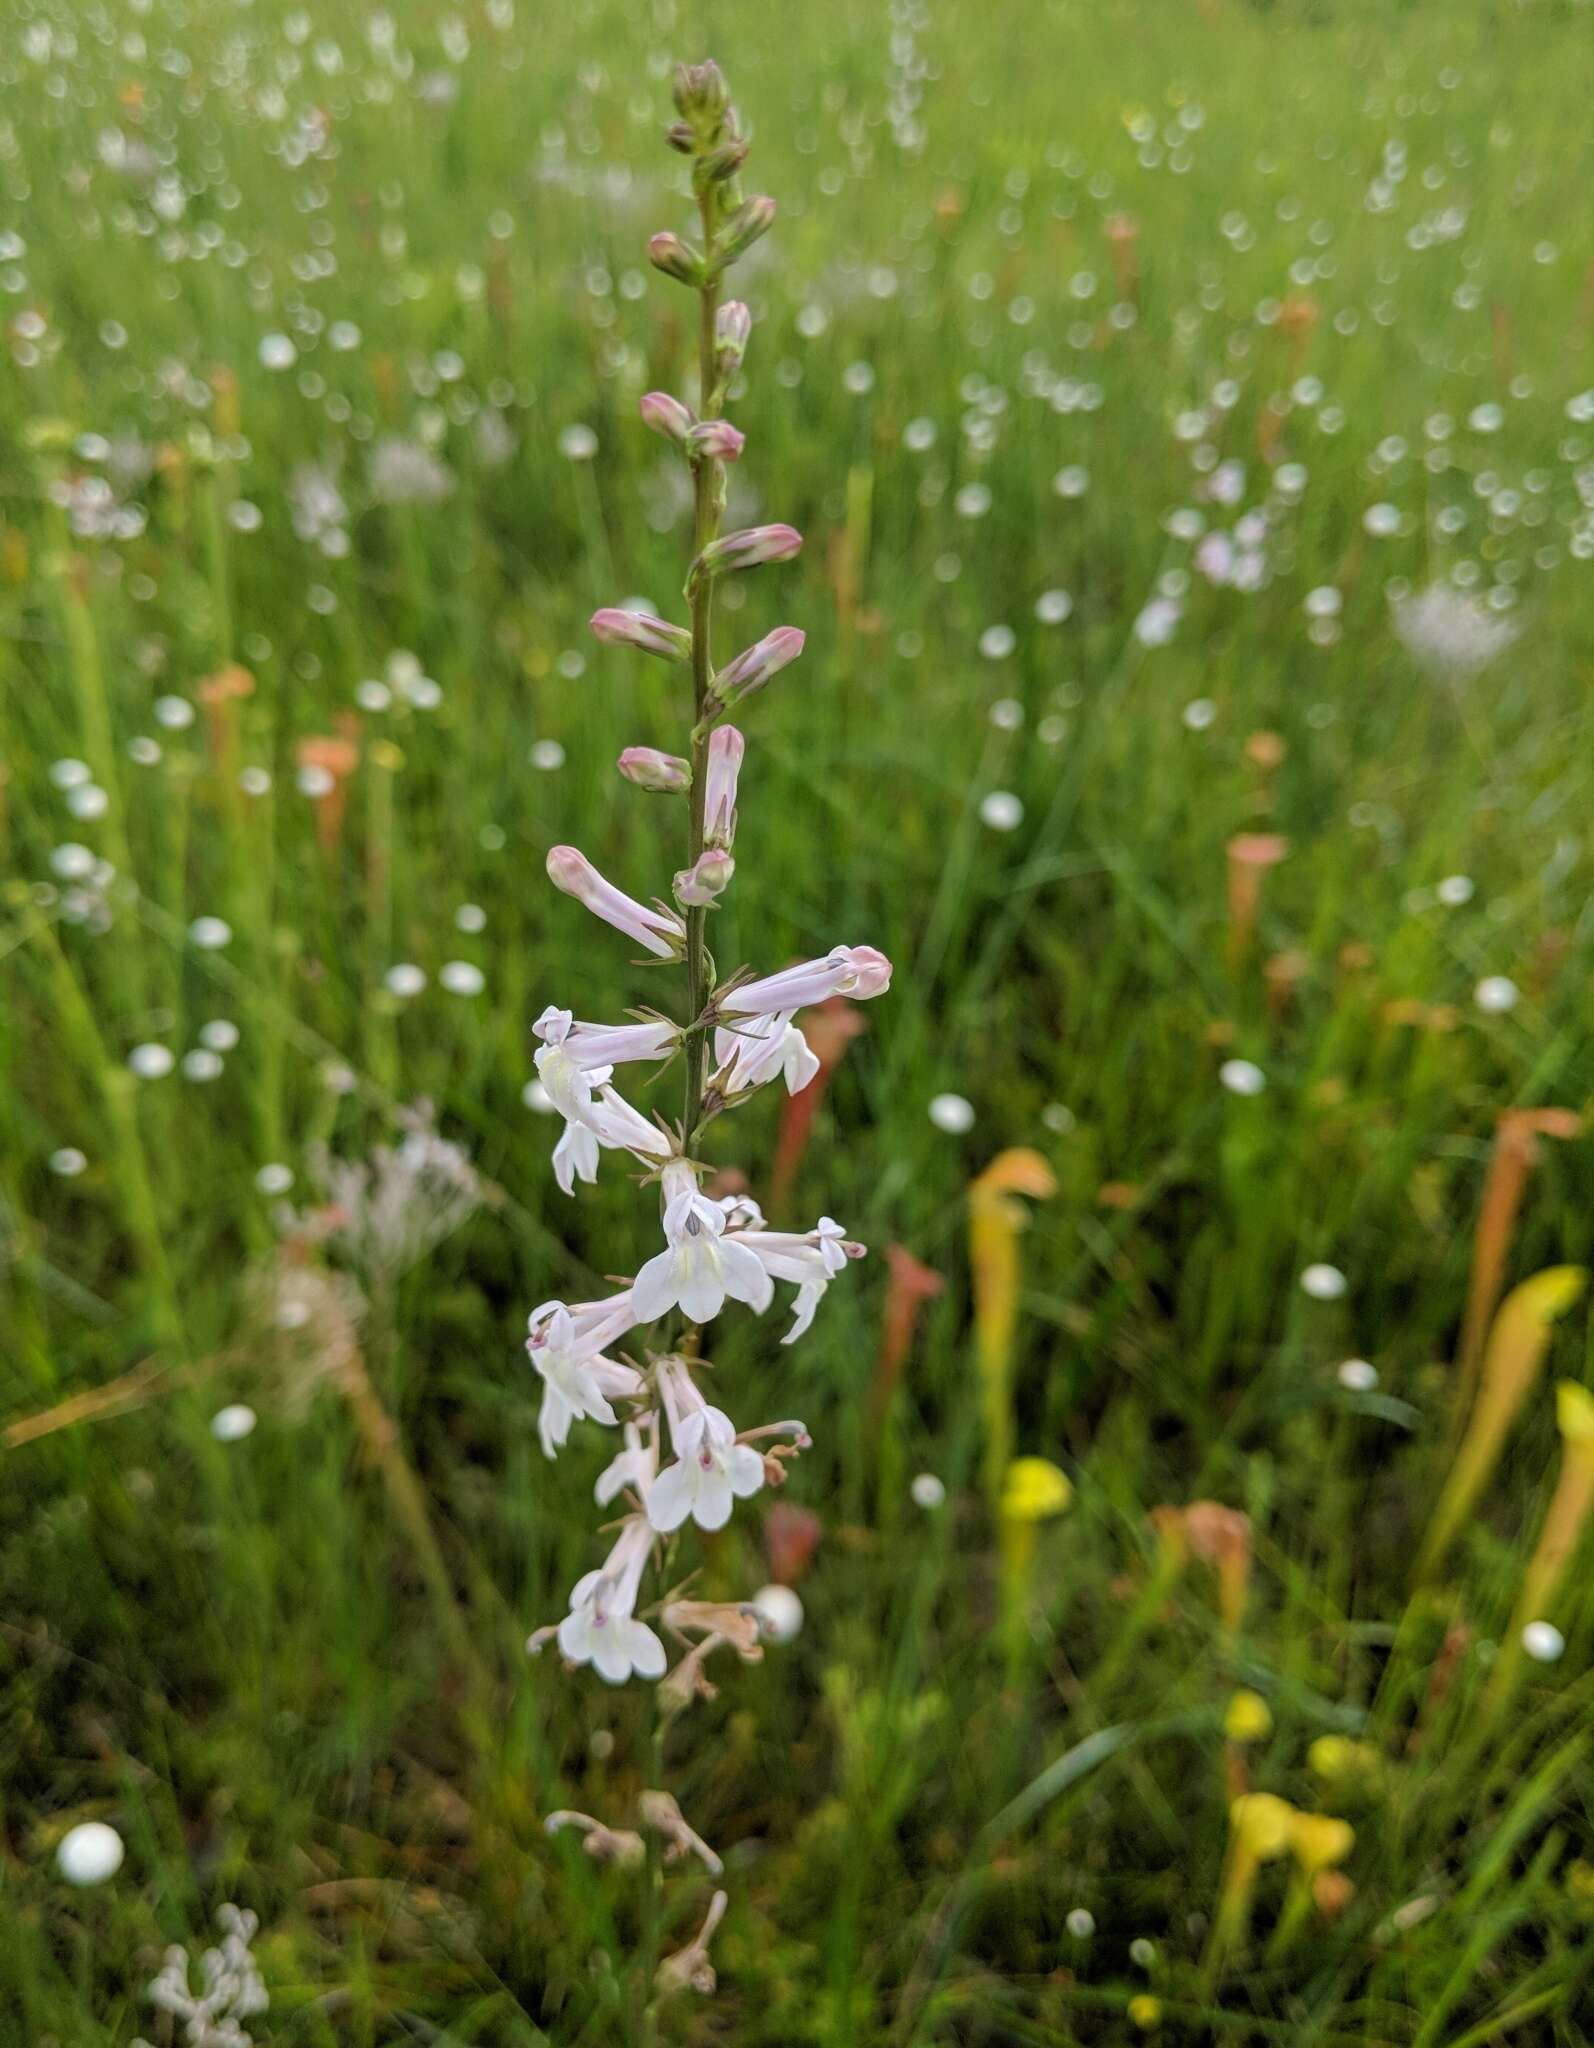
(1474, 975, 1520, 1014)
(928, 1092, 976, 1134)
(127, 1043, 174, 1079)
(57, 1821, 124, 1885)
(1522, 1620, 1565, 1663)
(210, 1404, 257, 1442)
(1301, 1263, 1348, 1301)
(910, 1472, 946, 1510)
(1219, 1058, 1266, 1096)
(1337, 1359, 1379, 1392)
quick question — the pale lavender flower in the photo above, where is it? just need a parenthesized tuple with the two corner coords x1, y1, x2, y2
(631, 1162, 774, 1324)
(555, 1518, 667, 1682)
(590, 608, 693, 663)
(718, 944, 892, 1019)
(619, 746, 692, 792)
(674, 848, 735, 906)
(546, 846, 686, 958)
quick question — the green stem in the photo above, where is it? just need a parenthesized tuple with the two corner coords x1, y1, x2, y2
(681, 184, 722, 1150)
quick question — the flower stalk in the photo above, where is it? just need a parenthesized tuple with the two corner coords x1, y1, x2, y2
(528, 60, 891, 2035)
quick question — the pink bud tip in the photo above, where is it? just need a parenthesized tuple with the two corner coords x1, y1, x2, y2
(687, 419, 746, 463)
(589, 608, 692, 664)
(618, 747, 692, 794)
(640, 392, 693, 444)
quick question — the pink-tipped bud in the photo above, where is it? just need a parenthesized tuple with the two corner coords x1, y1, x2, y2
(618, 746, 692, 794)
(716, 301, 752, 378)
(674, 847, 736, 908)
(547, 844, 686, 959)
(647, 232, 705, 287)
(590, 608, 692, 664)
(640, 392, 694, 444)
(715, 195, 776, 266)
(703, 725, 744, 848)
(689, 524, 803, 593)
(713, 626, 806, 705)
(686, 419, 745, 463)
(671, 59, 729, 130)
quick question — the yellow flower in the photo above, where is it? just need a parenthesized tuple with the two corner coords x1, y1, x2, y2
(1228, 1792, 1294, 1861)
(1224, 1690, 1272, 1743)
(1307, 1735, 1381, 1783)
(1287, 1811, 1355, 1876)
(1000, 1456, 1073, 1524)
(1127, 1995, 1162, 2030)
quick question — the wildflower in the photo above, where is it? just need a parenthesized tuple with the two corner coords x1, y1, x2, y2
(716, 945, 891, 1019)
(1418, 1266, 1587, 1580)
(655, 1889, 728, 1996)
(633, 1164, 774, 1325)
(551, 1518, 666, 1684)
(306, 1111, 483, 1276)
(526, 1294, 645, 1457)
(971, 1150, 1058, 1509)
(57, 1821, 124, 1885)
(646, 1364, 768, 1533)
(929, 1092, 976, 1133)
(640, 1789, 723, 1875)
(728, 1212, 863, 1343)
(543, 1810, 645, 1866)
(1393, 583, 1517, 679)
(147, 1905, 268, 2043)
(368, 436, 455, 504)
(710, 1010, 821, 1100)
(545, 846, 687, 959)
(1224, 1689, 1273, 1742)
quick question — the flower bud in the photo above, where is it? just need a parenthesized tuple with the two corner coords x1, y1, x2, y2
(702, 725, 743, 848)
(715, 300, 752, 378)
(664, 121, 697, 155)
(640, 392, 694, 445)
(647, 232, 705, 287)
(713, 625, 805, 705)
(671, 59, 729, 130)
(688, 525, 803, 593)
(715, 195, 776, 266)
(694, 138, 750, 191)
(618, 747, 692, 794)
(686, 419, 745, 464)
(674, 848, 735, 907)
(590, 608, 692, 664)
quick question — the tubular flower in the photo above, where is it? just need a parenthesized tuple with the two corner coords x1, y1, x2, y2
(648, 1358, 768, 1532)
(729, 1213, 864, 1343)
(632, 1161, 775, 1325)
(717, 945, 892, 1020)
(545, 846, 686, 959)
(526, 1294, 644, 1457)
(711, 1010, 822, 1099)
(556, 1519, 667, 1684)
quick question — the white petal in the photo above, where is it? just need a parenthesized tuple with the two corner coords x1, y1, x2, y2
(557, 1607, 594, 1662)
(677, 1248, 727, 1325)
(577, 1384, 620, 1428)
(647, 1460, 696, 1532)
(539, 1385, 574, 1457)
(783, 1282, 823, 1345)
(693, 1465, 735, 1531)
(726, 1444, 766, 1498)
(719, 1236, 776, 1312)
(591, 1624, 632, 1684)
(631, 1248, 680, 1323)
(623, 1619, 667, 1679)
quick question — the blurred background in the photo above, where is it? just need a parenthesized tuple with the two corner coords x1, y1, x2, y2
(5, 0, 1594, 2040)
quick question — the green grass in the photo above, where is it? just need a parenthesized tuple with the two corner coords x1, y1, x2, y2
(5, 0, 1594, 2039)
